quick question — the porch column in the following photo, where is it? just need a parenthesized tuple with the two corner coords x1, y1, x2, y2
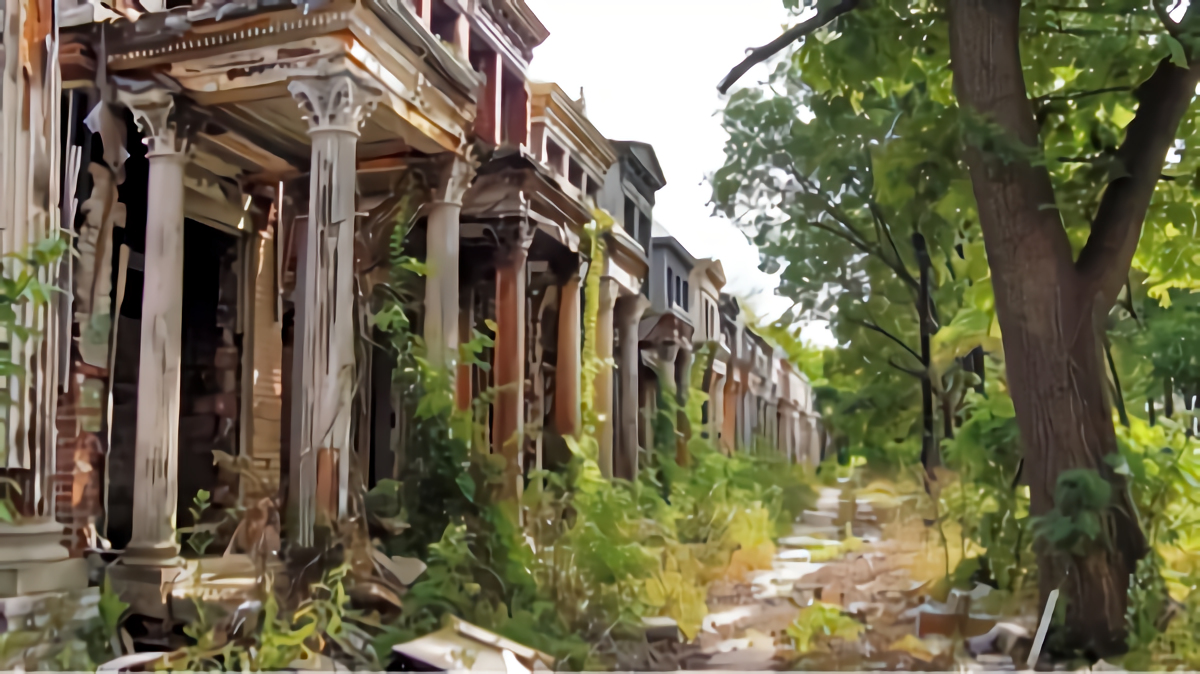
(650, 340, 682, 459)
(492, 218, 534, 512)
(675, 342, 693, 466)
(710, 372, 725, 445)
(721, 377, 737, 454)
(594, 278, 618, 478)
(119, 89, 195, 566)
(287, 73, 380, 546)
(424, 154, 476, 370)
(554, 273, 581, 437)
(614, 294, 648, 480)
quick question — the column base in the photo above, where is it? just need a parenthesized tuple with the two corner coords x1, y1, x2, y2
(0, 520, 89, 598)
(121, 541, 184, 568)
(0, 558, 89, 598)
(0, 519, 72, 564)
(108, 563, 189, 620)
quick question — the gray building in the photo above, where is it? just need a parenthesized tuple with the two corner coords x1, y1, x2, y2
(599, 141, 665, 258)
(647, 231, 697, 327)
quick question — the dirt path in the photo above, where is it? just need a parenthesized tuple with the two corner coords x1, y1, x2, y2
(683, 483, 1038, 671)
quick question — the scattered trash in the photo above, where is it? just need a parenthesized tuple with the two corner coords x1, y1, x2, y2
(1027, 588, 1059, 669)
(390, 616, 554, 672)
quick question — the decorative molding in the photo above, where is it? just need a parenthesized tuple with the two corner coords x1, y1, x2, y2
(494, 213, 536, 265)
(288, 72, 382, 135)
(430, 148, 478, 206)
(107, 11, 353, 65)
(117, 88, 206, 157)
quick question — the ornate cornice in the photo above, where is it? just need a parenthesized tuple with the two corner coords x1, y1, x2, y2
(107, 9, 354, 66)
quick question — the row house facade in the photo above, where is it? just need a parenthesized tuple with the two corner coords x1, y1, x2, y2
(0, 0, 602, 614)
(0, 0, 821, 629)
(718, 294, 823, 463)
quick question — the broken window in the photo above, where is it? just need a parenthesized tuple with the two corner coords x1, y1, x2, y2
(546, 139, 565, 177)
(638, 209, 652, 252)
(429, 0, 457, 42)
(568, 159, 583, 190)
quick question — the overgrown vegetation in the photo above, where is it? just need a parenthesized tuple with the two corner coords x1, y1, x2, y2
(361, 207, 816, 669)
(0, 234, 68, 520)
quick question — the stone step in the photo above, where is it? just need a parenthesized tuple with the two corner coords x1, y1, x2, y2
(801, 510, 837, 527)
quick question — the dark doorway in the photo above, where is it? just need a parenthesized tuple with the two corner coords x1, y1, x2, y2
(106, 219, 239, 549)
(176, 221, 239, 529)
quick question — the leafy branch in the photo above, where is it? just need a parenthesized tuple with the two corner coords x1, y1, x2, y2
(718, 0, 861, 93)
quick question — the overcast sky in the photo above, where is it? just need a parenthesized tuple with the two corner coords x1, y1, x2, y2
(525, 0, 834, 345)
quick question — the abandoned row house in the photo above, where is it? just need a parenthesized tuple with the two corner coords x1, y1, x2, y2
(0, 0, 822, 625)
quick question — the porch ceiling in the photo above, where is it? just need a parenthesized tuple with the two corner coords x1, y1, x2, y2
(105, 4, 477, 160)
(212, 94, 420, 159)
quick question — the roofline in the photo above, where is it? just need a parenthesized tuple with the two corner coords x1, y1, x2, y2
(529, 81, 617, 175)
(651, 235, 697, 267)
(611, 140, 666, 191)
(693, 258, 726, 288)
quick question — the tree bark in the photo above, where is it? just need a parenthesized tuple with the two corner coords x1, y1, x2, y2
(947, 0, 1197, 654)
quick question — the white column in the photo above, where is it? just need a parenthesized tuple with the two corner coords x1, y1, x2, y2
(424, 154, 475, 369)
(119, 88, 191, 566)
(288, 73, 380, 545)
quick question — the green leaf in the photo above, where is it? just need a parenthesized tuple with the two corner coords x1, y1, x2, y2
(456, 471, 476, 503)
(1111, 103, 1136, 130)
(1167, 35, 1188, 68)
(99, 573, 130, 638)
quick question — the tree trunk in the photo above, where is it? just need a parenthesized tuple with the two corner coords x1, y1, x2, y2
(944, 0, 1188, 654)
(968, 346, 986, 394)
(914, 234, 939, 476)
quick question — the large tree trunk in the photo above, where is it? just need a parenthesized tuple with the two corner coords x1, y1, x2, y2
(946, 0, 1198, 655)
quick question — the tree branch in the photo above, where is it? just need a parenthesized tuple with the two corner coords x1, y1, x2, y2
(888, 357, 928, 381)
(717, 0, 860, 94)
(806, 217, 878, 258)
(790, 167, 921, 291)
(867, 201, 921, 289)
(1076, 57, 1200, 307)
(949, 0, 1077, 281)
(1033, 86, 1132, 103)
(1152, 0, 1182, 33)
(852, 318, 923, 363)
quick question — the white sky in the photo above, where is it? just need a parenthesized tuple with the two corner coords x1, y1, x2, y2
(525, 0, 834, 346)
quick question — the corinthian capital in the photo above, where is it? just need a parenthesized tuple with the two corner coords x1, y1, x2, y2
(289, 73, 383, 136)
(430, 148, 479, 207)
(117, 87, 203, 157)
